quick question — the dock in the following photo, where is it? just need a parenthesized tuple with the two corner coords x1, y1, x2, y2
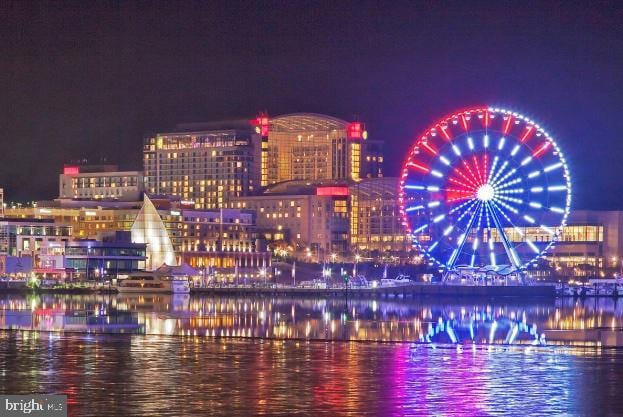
(190, 284, 556, 298)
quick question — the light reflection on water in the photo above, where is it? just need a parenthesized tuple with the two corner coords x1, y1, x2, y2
(1, 294, 623, 344)
(1, 294, 623, 416)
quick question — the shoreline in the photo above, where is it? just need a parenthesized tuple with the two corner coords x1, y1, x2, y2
(0, 284, 558, 298)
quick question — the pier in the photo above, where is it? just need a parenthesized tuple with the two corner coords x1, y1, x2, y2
(190, 284, 556, 298)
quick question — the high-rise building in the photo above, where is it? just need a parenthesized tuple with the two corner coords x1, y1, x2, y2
(143, 122, 261, 209)
(255, 113, 383, 187)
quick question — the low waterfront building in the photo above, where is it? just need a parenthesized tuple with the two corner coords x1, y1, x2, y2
(546, 210, 623, 277)
(0, 255, 33, 277)
(0, 217, 72, 258)
(5, 196, 270, 280)
(64, 232, 147, 281)
(36, 231, 147, 281)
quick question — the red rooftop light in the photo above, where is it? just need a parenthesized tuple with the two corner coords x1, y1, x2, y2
(347, 122, 362, 139)
(63, 166, 80, 175)
(252, 113, 270, 136)
(316, 186, 349, 196)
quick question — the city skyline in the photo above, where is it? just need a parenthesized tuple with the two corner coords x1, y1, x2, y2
(1, 2, 622, 210)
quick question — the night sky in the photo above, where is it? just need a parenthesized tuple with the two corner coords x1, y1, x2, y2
(1, 1, 622, 209)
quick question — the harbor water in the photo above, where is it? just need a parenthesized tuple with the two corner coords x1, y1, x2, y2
(1, 293, 623, 416)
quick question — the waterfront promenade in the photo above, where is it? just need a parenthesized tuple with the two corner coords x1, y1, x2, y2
(0, 281, 556, 298)
(190, 283, 556, 298)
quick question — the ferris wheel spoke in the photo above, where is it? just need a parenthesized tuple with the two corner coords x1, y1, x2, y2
(462, 158, 481, 186)
(491, 196, 519, 215)
(495, 187, 524, 195)
(489, 159, 509, 185)
(492, 167, 519, 188)
(452, 165, 479, 189)
(449, 196, 478, 215)
(495, 194, 523, 205)
(447, 176, 476, 193)
(472, 155, 485, 185)
(489, 199, 544, 262)
(495, 179, 523, 193)
(487, 155, 499, 183)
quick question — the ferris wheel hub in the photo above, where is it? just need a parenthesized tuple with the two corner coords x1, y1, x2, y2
(476, 183, 495, 201)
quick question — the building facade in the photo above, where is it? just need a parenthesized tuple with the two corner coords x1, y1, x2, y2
(0, 218, 72, 258)
(546, 210, 623, 276)
(232, 181, 350, 260)
(64, 233, 147, 281)
(143, 122, 261, 209)
(59, 164, 143, 201)
(349, 178, 410, 257)
(4, 197, 270, 280)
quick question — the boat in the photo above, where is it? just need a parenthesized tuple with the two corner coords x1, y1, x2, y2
(116, 272, 190, 294)
(297, 279, 327, 289)
(393, 274, 412, 285)
(380, 274, 412, 287)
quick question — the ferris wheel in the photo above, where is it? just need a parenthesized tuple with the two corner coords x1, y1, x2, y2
(399, 106, 571, 273)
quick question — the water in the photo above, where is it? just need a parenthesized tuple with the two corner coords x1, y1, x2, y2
(1, 293, 623, 416)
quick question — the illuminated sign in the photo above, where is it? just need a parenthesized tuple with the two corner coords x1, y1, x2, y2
(347, 122, 363, 139)
(316, 186, 349, 197)
(252, 114, 269, 136)
(63, 166, 80, 175)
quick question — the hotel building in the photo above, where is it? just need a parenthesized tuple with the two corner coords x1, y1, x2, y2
(256, 113, 383, 186)
(232, 181, 350, 260)
(143, 122, 261, 209)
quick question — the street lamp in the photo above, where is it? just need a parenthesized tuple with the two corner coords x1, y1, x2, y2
(259, 267, 268, 286)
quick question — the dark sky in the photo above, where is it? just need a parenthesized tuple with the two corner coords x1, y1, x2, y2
(1, 1, 622, 208)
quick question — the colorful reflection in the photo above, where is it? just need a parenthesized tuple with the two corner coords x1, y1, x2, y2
(1, 295, 623, 415)
(0, 294, 623, 346)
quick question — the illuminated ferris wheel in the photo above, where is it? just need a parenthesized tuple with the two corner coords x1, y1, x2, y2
(399, 106, 571, 273)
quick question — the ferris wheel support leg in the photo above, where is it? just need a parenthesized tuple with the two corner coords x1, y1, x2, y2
(486, 202, 525, 283)
(445, 202, 482, 280)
